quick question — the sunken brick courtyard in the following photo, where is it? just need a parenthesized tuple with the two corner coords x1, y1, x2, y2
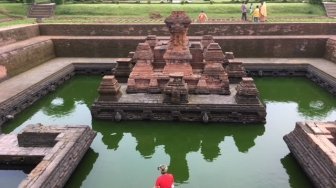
(0, 13, 336, 187)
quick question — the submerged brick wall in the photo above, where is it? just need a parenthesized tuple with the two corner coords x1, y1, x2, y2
(325, 38, 336, 63)
(0, 25, 39, 47)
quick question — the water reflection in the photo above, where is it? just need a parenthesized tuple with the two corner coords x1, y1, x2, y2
(255, 77, 336, 118)
(93, 121, 265, 183)
(2, 76, 101, 134)
(65, 148, 99, 188)
(41, 77, 100, 117)
(280, 154, 314, 188)
(41, 97, 75, 117)
(2, 76, 335, 187)
(0, 170, 27, 188)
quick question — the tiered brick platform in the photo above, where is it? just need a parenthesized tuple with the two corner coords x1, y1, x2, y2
(0, 124, 96, 188)
(0, 23, 335, 126)
(284, 121, 336, 188)
(91, 83, 267, 123)
(91, 11, 266, 123)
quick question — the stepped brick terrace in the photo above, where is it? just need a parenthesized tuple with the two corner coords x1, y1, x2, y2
(91, 11, 266, 123)
(284, 121, 336, 188)
(0, 15, 336, 185)
(0, 124, 96, 188)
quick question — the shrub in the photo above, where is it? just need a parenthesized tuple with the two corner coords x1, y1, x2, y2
(54, 0, 64, 4)
(309, 0, 322, 4)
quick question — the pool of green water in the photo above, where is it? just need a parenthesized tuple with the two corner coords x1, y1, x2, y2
(2, 76, 336, 188)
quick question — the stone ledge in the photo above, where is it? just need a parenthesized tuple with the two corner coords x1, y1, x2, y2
(0, 124, 96, 188)
(284, 121, 336, 188)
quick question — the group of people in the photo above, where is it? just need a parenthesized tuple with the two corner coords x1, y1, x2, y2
(242, 1, 267, 22)
(197, 1, 267, 23)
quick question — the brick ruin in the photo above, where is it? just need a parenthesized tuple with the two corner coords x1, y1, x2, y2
(91, 11, 266, 123)
(126, 11, 234, 98)
(0, 124, 96, 188)
(284, 121, 336, 188)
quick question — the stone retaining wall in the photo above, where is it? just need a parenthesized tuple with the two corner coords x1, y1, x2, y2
(0, 25, 39, 47)
(52, 37, 327, 58)
(325, 38, 336, 63)
(245, 63, 336, 95)
(13, 124, 97, 188)
(0, 65, 75, 126)
(210, 37, 326, 58)
(284, 122, 336, 188)
(91, 101, 267, 123)
(38, 23, 336, 36)
(0, 39, 55, 77)
(53, 38, 143, 57)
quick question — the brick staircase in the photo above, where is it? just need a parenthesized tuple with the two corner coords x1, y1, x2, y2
(323, 2, 336, 18)
(27, 3, 56, 22)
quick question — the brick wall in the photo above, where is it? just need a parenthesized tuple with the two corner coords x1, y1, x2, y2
(0, 25, 39, 47)
(0, 40, 55, 77)
(325, 38, 336, 63)
(19, 125, 97, 188)
(52, 37, 327, 58)
(53, 38, 143, 57)
(39, 23, 336, 36)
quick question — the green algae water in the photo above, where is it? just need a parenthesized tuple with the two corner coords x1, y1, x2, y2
(2, 76, 336, 188)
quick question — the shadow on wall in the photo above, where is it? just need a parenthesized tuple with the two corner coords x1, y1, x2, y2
(0, 65, 7, 80)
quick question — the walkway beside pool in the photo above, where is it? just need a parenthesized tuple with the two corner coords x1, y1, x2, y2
(0, 57, 335, 106)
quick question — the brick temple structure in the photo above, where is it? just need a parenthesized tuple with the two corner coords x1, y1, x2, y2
(91, 11, 266, 123)
(126, 11, 231, 96)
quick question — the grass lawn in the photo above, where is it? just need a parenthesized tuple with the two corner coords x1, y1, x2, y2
(0, 3, 334, 27)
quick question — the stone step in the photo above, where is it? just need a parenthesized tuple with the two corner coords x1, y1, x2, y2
(323, 2, 336, 18)
(27, 3, 55, 19)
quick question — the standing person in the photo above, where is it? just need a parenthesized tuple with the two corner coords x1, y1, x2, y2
(198, 10, 208, 23)
(259, 1, 267, 22)
(249, 3, 253, 14)
(155, 164, 174, 188)
(241, 1, 247, 21)
(249, 3, 254, 21)
(252, 5, 260, 23)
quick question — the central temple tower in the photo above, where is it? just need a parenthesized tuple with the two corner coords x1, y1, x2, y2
(163, 11, 193, 77)
(126, 11, 235, 96)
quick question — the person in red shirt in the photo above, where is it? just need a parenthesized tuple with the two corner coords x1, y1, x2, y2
(198, 10, 208, 23)
(155, 164, 174, 188)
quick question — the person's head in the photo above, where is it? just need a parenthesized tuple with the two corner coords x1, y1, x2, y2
(158, 164, 168, 174)
(256, 5, 259, 8)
